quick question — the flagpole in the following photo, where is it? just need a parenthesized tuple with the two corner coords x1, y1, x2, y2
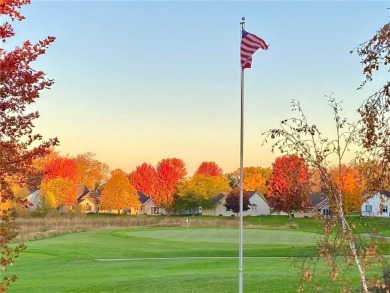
(239, 16, 245, 293)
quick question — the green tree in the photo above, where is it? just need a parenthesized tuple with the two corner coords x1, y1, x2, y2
(100, 169, 139, 214)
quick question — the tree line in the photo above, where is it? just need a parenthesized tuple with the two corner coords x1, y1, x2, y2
(10, 149, 379, 218)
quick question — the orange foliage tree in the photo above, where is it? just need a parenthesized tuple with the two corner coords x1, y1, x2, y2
(40, 178, 77, 208)
(100, 169, 139, 214)
(243, 173, 267, 194)
(129, 163, 158, 196)
(0, 0, 57, 290)
(154, 158, 187, 211)
(75, 153, 110, 191)
(226, 166, 271, 191)
(329, 166, 363, 214)
(194, 161, 223, 176)
(267, 155, 310, 217)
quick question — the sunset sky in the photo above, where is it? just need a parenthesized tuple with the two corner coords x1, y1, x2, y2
(8, 1, 389, 175)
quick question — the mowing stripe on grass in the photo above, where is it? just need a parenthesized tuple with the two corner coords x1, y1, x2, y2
(95, 256, 290, 261)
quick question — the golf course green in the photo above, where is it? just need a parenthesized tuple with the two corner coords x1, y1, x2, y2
(6, 226, 372, 293)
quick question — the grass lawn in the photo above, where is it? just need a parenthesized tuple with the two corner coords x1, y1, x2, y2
(6, 225, 380, 293)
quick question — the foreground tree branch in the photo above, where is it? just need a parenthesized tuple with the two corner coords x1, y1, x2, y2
(0, 0, 58, 290)
(263, 97, 386, 292)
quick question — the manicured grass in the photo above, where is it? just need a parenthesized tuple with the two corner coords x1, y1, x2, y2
(6, 226, 379, 293)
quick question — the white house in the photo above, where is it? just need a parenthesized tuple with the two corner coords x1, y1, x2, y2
(137, 191, 166, 215)
(202, 191, 271, 217)
(244, 191, 271, 216)
(26, 190, 43, 210)
(361, 191, 390, 217)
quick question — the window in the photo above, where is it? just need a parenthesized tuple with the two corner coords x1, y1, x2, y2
(382, 206, 388, 213)
(365, 205, 372, 213)
(85, 203, 91, 212)
(251, 204, 257, 213)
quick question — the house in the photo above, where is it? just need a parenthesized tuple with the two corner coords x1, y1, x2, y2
(78, 189, 101, 213)
(293, 192, 332, 218)
(198, 193, 232, 216)
(26, 190, 43, 210)
(137, 191, 166, 215)
(202, 191, 271, 217)
(361, 191, 390, 217)
(244, 191, 271, 216)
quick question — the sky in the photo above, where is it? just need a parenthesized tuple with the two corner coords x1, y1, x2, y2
(4, 0, 389, 175)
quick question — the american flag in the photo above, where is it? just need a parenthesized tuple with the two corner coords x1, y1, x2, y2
(240, 30, 268, 69)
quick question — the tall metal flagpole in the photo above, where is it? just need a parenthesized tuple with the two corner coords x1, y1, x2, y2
(239, 16, 245, 293)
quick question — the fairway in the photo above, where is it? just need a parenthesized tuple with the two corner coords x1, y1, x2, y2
(127, 228, 317, 244)
(7, 227, 364, 293)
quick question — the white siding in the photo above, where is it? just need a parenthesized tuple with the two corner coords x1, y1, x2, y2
(26, 190, 43, 210)
(202, 192, 270, 217)
(243, 192, 271, 216)
(361, 192, 390, 218)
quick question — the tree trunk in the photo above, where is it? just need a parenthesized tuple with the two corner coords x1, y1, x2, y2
(336, 193, 368, 293)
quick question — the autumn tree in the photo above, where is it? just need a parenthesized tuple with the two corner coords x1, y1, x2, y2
(329, 165, 364, 214)
(100, 169, 139, 214)
(27, 149, 59, 191)
(40, 178, 77, 208)
(40, 158, 78, 208)
(175, 174, 230, 214)
(154, 158, 186, 211)
(266, 155, 310, 217)
(223, 187, 250, 215)
(351, 21, 390, 204)
(225, 166, 271, 192)
(75, 152, 110, 190)
(263, 97, 386, 292)
(128, 163, 158, 196)
(0, 0, 57, 290)
(194, 161, 223, 176)
(43, 157, 78, 183)
(242, 167, 271, 194)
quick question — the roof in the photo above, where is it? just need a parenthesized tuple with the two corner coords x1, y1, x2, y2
(308, 192, 327, 207)
(137, 191, 151, 204)
(209, 192, 230, 205)
(246, 190, 268, 203)
(78, 190, 101, 204)
(76, 185, 90, 202)
(379, 190, 390, 198)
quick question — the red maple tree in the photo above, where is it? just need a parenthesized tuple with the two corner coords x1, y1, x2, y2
(129, 163, 158, 196)
(194, 161, 223, 176)
(43, 158, 78, 183)
(154, 158, 187, 210)
(267, 155, 310, 217)
(0, 0, 57, 290)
